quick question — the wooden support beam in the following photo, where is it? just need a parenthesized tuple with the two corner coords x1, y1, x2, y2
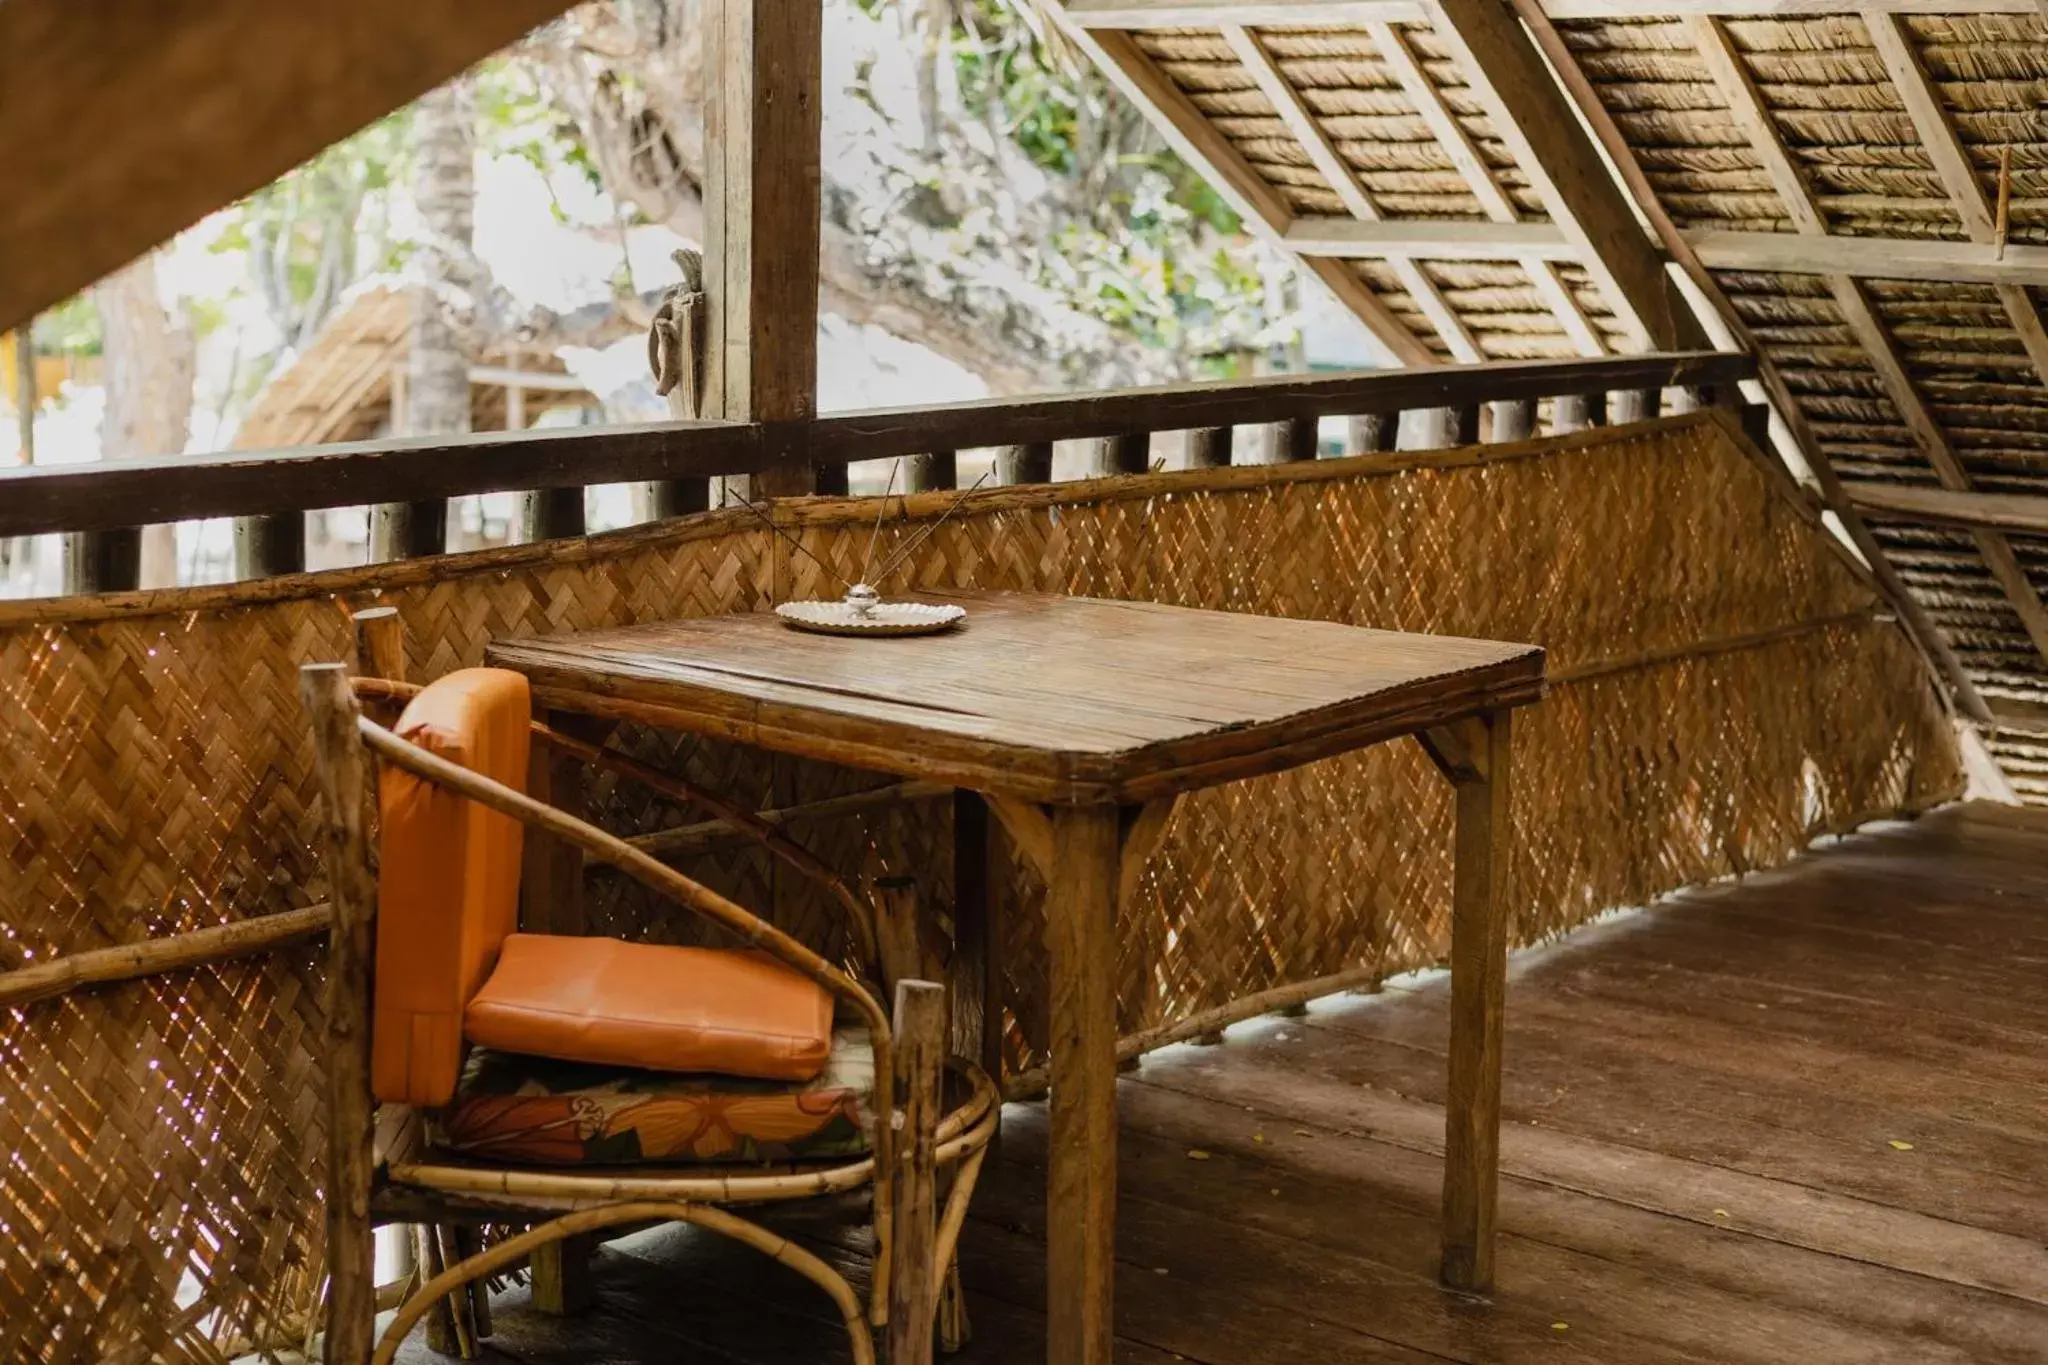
(1222, 23, 1476, 361)
(0, 0, 577, 333)
(1061, 23, 1435, 365)
(1863, 10, 2048, 391)
(1364, 20, 1603, 356)
(704, 0, 824, 497)
(1426, 0, 1704, 353)
(1685, 229, 2048, 285)
(1846, 481, 2048, 538)
(1512, 0, 1991, 722)
(299, 663, 378, 1365)
(1285, 218, 1574, 262)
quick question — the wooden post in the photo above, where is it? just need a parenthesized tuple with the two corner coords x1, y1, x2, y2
(887, 979, 947, 1365)
(351, 606, 406, 685)
(297, 663, 377, 1365)
(902, 451, 957, 492)
(1551, 390, 1604, 434)
(232, 512, 304, 579)
(1420, 709, 1514, 1293)
(13, 324, 34, 464)
(703, 0, 823, 499)
(1089, 433, 1149, 476)
(873, 874, 924, 997)
(1486, 398, 1535, 444)
(1347, 411, 1397, 454)
(412, 1223, 464, 1354)
(952, 789, 996, 1076)
(531, 1235, 597, 1317)
(1182, 426, 1231, 468)
(994, 442, 1053, 484)
(1041, 803, 1120, 1365)
(63, 528, 141, 593)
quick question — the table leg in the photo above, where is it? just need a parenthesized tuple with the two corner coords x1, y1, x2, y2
(1042, 803, 1121, 1365)
(1433, 708, 1513, 1292)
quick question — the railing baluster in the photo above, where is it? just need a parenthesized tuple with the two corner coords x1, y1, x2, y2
(233, 513, 305, 578)
(520, 489, 586, 543)
(1454, 404, 1481, 445)
(1090, 433, 1149, 476)
(994, 443, 1053, 485)
(1552, 391, 1605, 434)
(1487, 398, 1535, 444)
(1347, 413, 1397, 454)
(1182, 427, 1231, 469)
(1254, 417, 1319, 464)
(1609, 387, 1660, 424)
(903, 451, 957, 492)
(63, 528, 141, 594)
(370, 502, 446, 562)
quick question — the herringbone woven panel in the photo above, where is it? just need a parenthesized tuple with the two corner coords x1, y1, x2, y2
(0, 413, 1960, 1356)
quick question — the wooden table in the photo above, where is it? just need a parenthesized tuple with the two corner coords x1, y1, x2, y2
(488, 590, 1545, 1364)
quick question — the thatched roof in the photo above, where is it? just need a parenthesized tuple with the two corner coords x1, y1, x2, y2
(1059, 0, 2048, 796)
(233, 283, 598, 450)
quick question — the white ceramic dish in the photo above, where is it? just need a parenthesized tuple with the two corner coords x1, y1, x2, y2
(774, 600, 966, 637)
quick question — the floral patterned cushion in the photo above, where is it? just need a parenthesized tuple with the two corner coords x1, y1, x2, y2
(430, 1026, 873, 1166)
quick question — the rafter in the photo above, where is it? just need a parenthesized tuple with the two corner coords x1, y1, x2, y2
(1222, 23, 1478, 360)
(1688, 12, 2048, 684)
(1364, 20, 1604, 356)
(1863, 10, 2048, 392)
(1062, 0, 2044, 27)
(1425, 0, 1702, 353)
(1504, 0, 1990, 721)
(1058, 22, 1435, 365)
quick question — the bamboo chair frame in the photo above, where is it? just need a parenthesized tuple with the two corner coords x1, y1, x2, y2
(299, 663, 999, 1365)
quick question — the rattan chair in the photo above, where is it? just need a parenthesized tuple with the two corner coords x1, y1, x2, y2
(298, 658, 997, 1365)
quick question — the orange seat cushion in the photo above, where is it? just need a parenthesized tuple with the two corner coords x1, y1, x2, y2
(373, 668, 532, 1108)
(465, 933, 835, 1082)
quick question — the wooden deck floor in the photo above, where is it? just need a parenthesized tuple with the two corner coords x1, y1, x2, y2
(399, 800, 2048, 1364)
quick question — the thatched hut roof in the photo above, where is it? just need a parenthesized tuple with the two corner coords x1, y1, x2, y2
(233, 282, 602, 450)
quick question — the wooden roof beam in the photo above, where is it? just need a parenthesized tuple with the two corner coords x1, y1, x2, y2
(1222, 24, 1477, 361)
(1063, 0, 2043, 26)
(1684, 230, 2048, 285)
(1847, 482, 2048, 539)
(1425, 0, 1703, 353)
(1863, 11, 2048, 396)
(0, 0, 576, 333)
(1504, 0, 1989, 723)
(1364, 20, 1604, 356)
(1058, 22, 1435, 365)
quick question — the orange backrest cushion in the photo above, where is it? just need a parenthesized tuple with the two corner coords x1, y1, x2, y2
(373, 668, 532, 1106)
(466, 934, 835, 1082)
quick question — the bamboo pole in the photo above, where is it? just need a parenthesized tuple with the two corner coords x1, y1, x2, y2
(0, 904, 331, 1008)
(298, 662, 378, 1365)
(887, 979, 947, 1365)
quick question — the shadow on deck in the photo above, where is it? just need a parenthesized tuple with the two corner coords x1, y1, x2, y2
(399, 800, 2048, 1364)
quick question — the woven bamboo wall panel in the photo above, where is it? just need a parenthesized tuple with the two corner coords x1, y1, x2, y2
(0, 413, 1960, 1356)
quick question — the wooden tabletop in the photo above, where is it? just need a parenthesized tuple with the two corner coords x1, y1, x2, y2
(487, 590, 1545, 804)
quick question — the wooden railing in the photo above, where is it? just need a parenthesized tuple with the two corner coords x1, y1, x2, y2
(0, 352, 1759, 594)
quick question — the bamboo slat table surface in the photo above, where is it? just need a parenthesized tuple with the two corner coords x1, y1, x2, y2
(487, 589, 1545, 1365)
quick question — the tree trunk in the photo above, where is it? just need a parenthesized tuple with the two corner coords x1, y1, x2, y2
(373, 79, 474, 560)
(96, 252, 194, 587)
